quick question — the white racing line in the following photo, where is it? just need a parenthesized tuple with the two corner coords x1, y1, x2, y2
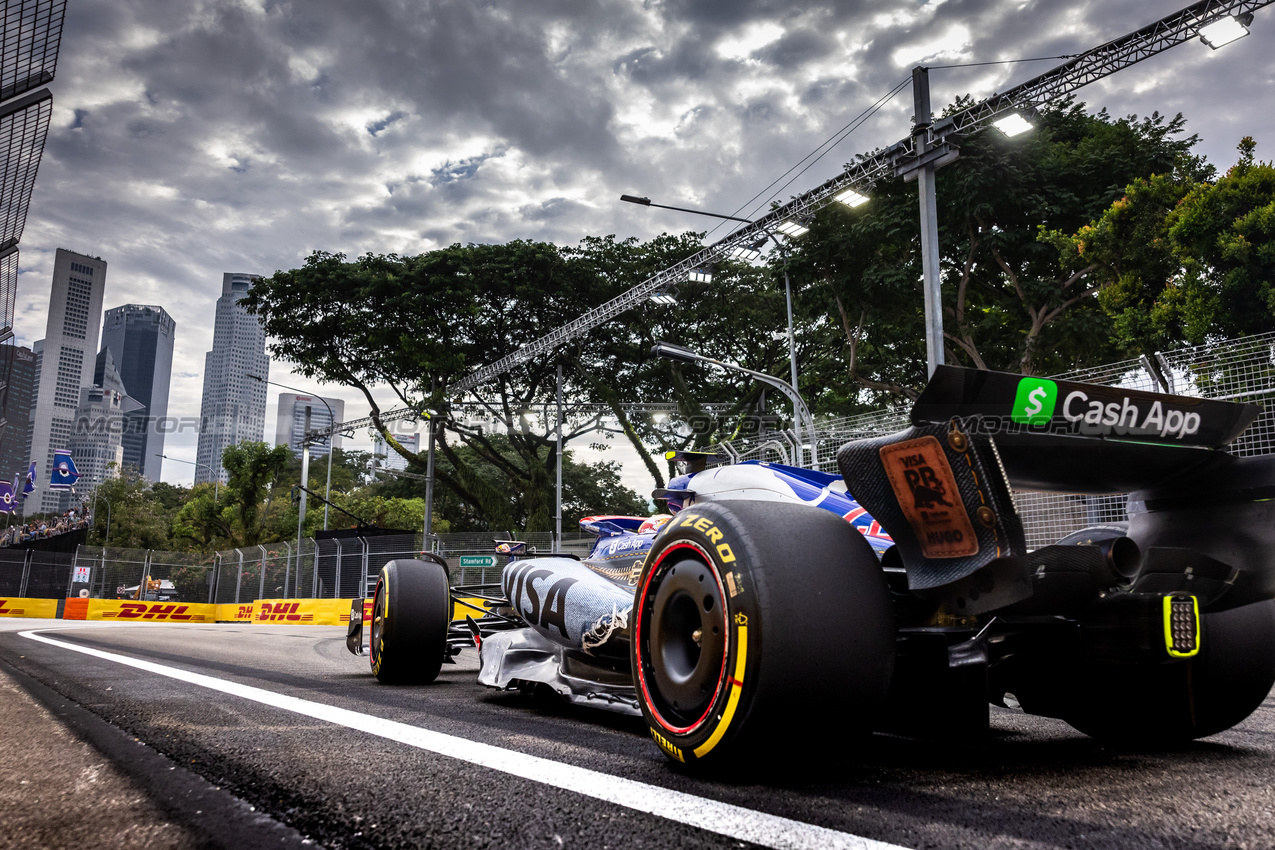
(20, 627, 910, 850)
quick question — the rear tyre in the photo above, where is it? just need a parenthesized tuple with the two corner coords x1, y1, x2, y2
(631, 500, 895, 770)
(370, 558, 451, 685)
(1065, 599, 1275, 742)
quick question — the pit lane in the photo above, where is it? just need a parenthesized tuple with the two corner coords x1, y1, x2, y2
(2, 620, 1273, 849)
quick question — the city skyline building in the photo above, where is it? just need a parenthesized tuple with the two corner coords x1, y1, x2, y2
(27, 249, 107, 513)
(0, 344, 36, 485)
(69, 348, 142, 492)
(195, 273, 268, 485)
(373, 432, 420, 473)
(274, 392, 344, 459)
(99, 304, 175, 481)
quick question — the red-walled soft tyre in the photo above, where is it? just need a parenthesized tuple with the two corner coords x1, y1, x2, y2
(370, 559, 450, 685)
(631, 500, 895, 770)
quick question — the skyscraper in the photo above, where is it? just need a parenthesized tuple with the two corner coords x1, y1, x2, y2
(99, 304, 175, 480)
(0, 344, 36, 483)
(27, 249, 107, 513)
(373, 432, 420, 472)
(69, 348, 142, 490)
(195, 273, 268, 484)
(274, 393, 344, 459)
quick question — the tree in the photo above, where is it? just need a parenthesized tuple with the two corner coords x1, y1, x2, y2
(1062, 137, 1275, 352)
(791, 99, 1211, 399)
(171, 483, 229, 550)
(90, 467, 178, 550)
(220, 441, 291, 546)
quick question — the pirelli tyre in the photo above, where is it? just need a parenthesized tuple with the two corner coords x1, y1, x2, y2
(1064, 598, 1275, 742)
(632, 500, 895, 769)
(370, 558, 450, 685)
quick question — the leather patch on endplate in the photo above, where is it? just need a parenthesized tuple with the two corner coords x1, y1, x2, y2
(879, 436, 979, 559)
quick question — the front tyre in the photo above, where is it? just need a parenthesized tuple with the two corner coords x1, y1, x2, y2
(632, 500, 895, 769)
(370, 558, 450, 685)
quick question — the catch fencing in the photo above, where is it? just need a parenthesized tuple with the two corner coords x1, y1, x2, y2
(4, 530, 602, 603)
(4, 333, 1270, 601)
(709, 332, 1275, 549)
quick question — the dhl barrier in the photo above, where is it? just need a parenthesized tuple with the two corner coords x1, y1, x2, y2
(0, 597, 59, 618)
(0, 595, 489, 624)
(249, 598, 353, 626)
(1, 596, 362, 624)
(64, 599, 217, 622)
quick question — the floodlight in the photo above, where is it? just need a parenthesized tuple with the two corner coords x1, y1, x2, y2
(834, 188, 870, 208)
(650, 291, 677, 305)
(993, 113, 1033, 137)
(1199, 14, 1252, 48)
(776, 220, 809, 237)
(730, 238, 768, 261)
(687, 268, 713, 283)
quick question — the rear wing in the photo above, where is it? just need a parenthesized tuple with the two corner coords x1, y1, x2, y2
(908, 366, 1261, 493)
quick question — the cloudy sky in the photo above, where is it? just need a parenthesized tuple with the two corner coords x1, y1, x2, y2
(13, 0, 1275, 493)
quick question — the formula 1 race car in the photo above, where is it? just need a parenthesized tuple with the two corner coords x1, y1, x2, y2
(347, 365, 1275, 771)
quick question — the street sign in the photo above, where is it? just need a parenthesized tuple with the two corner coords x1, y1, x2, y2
(459, 555, 496, 568)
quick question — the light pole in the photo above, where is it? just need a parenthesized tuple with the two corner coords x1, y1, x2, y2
(247, 375, 336, 530)
(652, 341, 818, 468)
(621, 194, 805, 446)
(155, 454, 218, 502)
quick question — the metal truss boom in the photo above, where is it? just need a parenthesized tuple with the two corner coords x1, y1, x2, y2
(452, 0, 1270, 394)
(305, 401, 737, 443)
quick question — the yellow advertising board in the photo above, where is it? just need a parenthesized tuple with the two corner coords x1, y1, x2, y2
(251, 598, 354, 626)
(216, 602, 256, 623)
(82, 599, 217, 622)
(0, 597, 58, 618)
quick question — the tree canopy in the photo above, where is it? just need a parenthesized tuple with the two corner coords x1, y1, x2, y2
(235, 101, 1272, 535)
(1067, 137, 1275, 353)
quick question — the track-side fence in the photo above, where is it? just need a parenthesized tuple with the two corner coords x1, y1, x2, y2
(3, 531, 602, 603)
(710, 332, 1275, 549)
(5, 333, 1270, 602)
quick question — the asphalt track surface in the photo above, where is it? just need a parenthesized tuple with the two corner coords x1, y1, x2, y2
(2, 621, 1274, 850)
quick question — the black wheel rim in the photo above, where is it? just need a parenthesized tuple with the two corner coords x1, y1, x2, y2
(646, 555, 727, 728)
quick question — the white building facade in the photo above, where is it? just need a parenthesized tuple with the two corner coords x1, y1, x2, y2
(274, 393, 344, 459)
(27, 249, 107, 513)
(373, 432, 420, 472)
(194, 273, 269, 485)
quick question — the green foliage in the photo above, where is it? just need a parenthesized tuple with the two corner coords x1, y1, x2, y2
(1064, 137, 1275, 351)
(221, 442, 291, 546)
(171, 483, 228, 549)
(91, 466, 179, 549)
(793, 98, 1210, 391)
(169, 564, 210, 604)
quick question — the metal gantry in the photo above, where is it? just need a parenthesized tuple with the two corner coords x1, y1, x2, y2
(452, 0, 1271, 394)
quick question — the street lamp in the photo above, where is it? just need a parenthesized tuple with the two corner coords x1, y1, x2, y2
(651, 341, 818, 468)
(247, 375, 336, 531)
(620, 194, 816, 449)
(155, 454, 218, 502)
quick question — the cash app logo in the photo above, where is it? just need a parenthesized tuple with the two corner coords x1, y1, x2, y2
(1011, 378, 1058, 425)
